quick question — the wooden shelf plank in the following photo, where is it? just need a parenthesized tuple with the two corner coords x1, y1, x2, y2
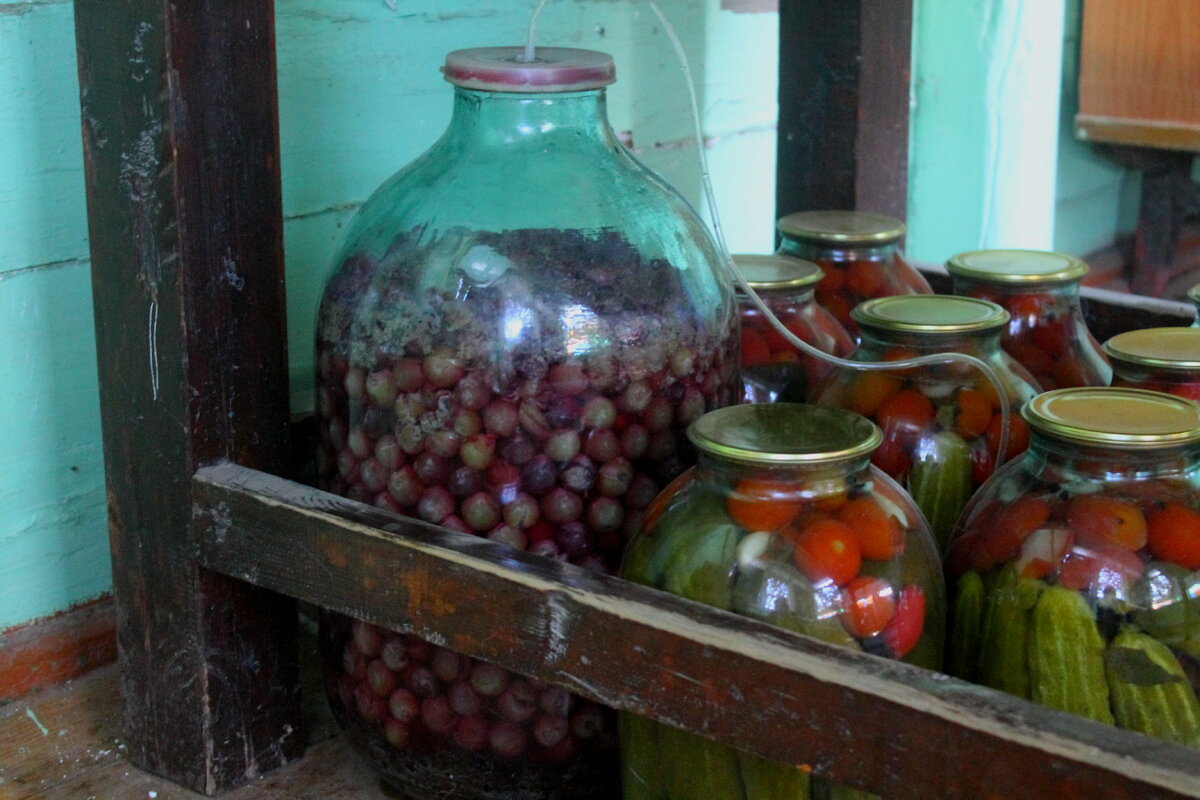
(194, 462, 1200, 800)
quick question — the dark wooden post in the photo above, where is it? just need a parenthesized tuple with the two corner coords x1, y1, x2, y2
(74, 0, 301, 793)
(776, 0, 913, 221)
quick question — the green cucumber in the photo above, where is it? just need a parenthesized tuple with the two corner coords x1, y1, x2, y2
(978, 565, 1043, 699)
(907, 430, 973, 554)
(661, 520, 743, 610)
(656, 723, 745, 800)
(1132, 563, 1200, 659)
(949, 570, 985, 682)
(736, 749, 811, 799)
(621, 483, 719, 588)
(619, 712, 665, 800)
(1107, 628, 1200, 748)
(1028, 587, 1113, 724)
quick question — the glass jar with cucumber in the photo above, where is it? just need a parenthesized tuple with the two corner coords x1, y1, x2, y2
(945, 388, 1200, 748)
(812, 295, 1041, 552)
(620, 403, 945, 800)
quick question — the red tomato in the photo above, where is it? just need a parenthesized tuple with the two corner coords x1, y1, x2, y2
(969, 440, 995, 485)
(845, 372, 902, 418)
(954, 388, 993, 440)
(1169, 383, 1200, 403)
(727, 477, 806, 532)
(871, 432, 911, 479)
(844, 259, 886, 297)
(1006, 340, 1055, 384)
(1147, 503, 1200, 569)
(985, 411, 1029, 462)
(1008, 293, 1051, 320)
(1056, 541, 1144, 594)
(876, 389, 935, 447)
(1030, 316, 1070, 359)
(1066, 495, 1148, 551)
(841, 576, 897, 638)
(815, 261, 844, 293)
(880, 585, 925, 659)
(793, 519, 862, 587)
(740, 330, 771, 367)
(1015, 526, 1072, 579)
(837, 495, 905, 560)
(969, 496, 1051, 573)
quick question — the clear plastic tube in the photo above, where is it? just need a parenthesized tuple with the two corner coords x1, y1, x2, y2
(645, 1, 1011, 470)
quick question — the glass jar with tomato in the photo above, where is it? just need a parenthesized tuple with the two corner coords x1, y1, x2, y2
(945, 249, 1111, 389)
(775, 210, 931, 337)
(944, 388, 1200, 748)
(620, 403, 944, 800)
(733, 254, 855, 404)
(1104, 328, 1200, 403)
(812, 295, 1041, 552)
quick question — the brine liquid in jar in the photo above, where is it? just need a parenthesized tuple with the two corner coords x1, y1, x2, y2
(733, 254, 854, 403)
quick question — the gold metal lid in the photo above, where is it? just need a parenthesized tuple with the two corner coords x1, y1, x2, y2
(731, 254, 823, 292)
(776, 210, 905, 245)
(688, 404, 882, 465)
(852, 295, 1009, 334)
(945, 249, 1088, 284)
(1023, 387, 1200, 448)
(1103, 328, 1200, 370)
(1188, 283, 1200, 306)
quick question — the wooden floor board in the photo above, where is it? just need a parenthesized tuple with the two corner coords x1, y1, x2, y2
(0, 661, 391, 800)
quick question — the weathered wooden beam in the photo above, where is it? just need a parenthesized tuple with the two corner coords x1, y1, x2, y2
(776, 0, 912, 221)
(195, 462, 1200, 800)
(74, 0, 300, 793)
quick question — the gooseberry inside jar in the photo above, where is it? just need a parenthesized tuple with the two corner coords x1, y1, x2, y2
(315, 46, 739, 799)
(945, 388, 1200, 748)
(812, 295, 1040, 552)
(946, 249, 1111, 389)
(1105, 327, 1200, 404)
(733, 254, 854, 403)
(776, 210, 931, 337)
(620, 403, 944, 800)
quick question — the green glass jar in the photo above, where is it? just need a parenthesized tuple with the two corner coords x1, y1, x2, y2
(945, 388, 1200, 748)
(812, 295, 1041, 551)
(776, 211, 932, 337)
(946, 249, 1111, 389)
(620, 403, 944, 800)
(315, 47, 739, 799)
(734, 254, 854, 403)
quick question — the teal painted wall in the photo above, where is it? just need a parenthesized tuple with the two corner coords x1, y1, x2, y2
(0, 0, 778, 631)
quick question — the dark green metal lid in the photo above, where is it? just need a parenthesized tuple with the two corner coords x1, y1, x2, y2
(775, 210, 905, 246)
(946, 249, 1088, 284)
(1024, 387, 1200, 448)
(688, 404, 882, 465)
(852, 295, 1009, 334)
(732, 254, 824, 292)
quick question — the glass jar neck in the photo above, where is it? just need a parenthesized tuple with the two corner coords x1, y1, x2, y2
(857, 326, 1002, 357)
(780, 239, 897, 263)
(442, 87, 618, 153)
(1025, 434, 1200, 482)
(953, 276, 1081, 309)
(695, 451, 872, 500)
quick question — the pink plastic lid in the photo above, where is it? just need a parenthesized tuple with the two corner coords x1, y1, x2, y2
(443, 47, 616, 92)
